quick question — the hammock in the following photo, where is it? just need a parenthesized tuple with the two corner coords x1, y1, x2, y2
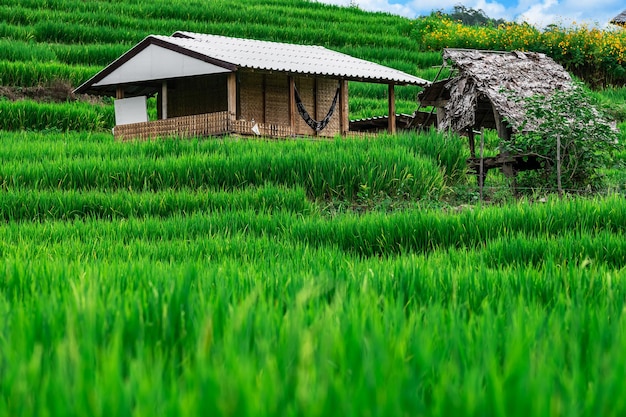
(293, 84, 340, 132)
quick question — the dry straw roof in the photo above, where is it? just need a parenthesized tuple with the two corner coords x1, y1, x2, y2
(611, 10, 626, 26)
(434, 48, 572, 132)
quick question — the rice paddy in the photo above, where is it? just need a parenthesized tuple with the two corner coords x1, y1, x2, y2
(0, 129, 625, 416)
(1, 0, 626, 415)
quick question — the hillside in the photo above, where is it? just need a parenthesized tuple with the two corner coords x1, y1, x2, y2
(2, 0, 626, 128)
(1, 2, 626, 416)
(0, 0, 445, 124)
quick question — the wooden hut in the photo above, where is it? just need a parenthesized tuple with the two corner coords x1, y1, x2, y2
(418, 48, 572, 176)
(610, 10, 626, 27)
(75, 32, 428, 140)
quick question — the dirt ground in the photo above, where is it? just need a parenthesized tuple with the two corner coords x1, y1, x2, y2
(0, 80, 104, 104)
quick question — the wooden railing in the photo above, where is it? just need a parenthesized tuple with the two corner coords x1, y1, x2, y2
(113, 111, 231, 141)
(113, 111, 299, 140)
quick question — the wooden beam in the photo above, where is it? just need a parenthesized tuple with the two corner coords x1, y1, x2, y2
(468, 128, 476, 158)
(116, 86, 124, 100)
(492, 106, 511, 142)
(289, 76, 296, 133)
(339, 80, 349, 135)
(262, 74, 267, 123)
(227, 72, 237, 121)
(314, 78, 318, 136)
(161, 81, 168, 120)
(388, 84, 396, 134)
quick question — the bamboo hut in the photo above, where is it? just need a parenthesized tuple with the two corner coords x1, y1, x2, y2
(418, 48, 572, 176)
(610, 10, 626, 27)
(75, 32, 428, 140)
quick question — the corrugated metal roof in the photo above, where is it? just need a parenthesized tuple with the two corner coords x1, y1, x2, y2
(75, 32, 429, 95)
(165, 31, 428, 85)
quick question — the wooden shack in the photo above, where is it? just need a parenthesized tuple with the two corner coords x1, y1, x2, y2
(418, 48, 573, 177)
(75, 32, 428, 140)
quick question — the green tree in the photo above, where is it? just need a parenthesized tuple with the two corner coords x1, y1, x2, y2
(505, 82, 622, 193)
(446, 4, 506, 27)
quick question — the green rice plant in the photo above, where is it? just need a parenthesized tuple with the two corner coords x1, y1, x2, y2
(0, 2, 625, 415)
(0, 60, 99, 87)
(477, 230, 626, 268)
(1, 193, 623, 260)
(0, 185, 312, 222)
(0, 21, 34, 42)
(1, 254, 625, 416)
(349, 97, 419, 119)
(0, 99, 113, 131)
(377, 130, 468, 184)
(0, 39, 57, 62)
(0, 134, 450, 201)
(349, 82, 422, 103)
(49, 42, 132, 66)
(0, 39, 133, 66)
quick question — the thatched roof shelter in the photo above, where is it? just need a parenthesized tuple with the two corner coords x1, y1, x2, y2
(611, 10, 626, 26)
(418, 48, 572, 141)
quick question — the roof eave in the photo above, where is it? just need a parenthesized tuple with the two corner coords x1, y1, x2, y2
(74, 35, 239, 96)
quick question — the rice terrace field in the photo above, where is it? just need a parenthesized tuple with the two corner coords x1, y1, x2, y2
(1, 0, 626, 416)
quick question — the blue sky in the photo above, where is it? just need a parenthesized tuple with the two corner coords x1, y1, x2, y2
(317, 0, 625, 28)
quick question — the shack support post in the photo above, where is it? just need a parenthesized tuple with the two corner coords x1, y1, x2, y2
(340, 80, 349, 135)
(227, 73, 237, 122)
(388, 83, 396, 134)
(161, 81, 168, 120)
(289, 76, 296, 133)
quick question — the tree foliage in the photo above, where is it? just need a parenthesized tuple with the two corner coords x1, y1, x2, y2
(504, 82, 622, 193)
(445, 4, 506, 27)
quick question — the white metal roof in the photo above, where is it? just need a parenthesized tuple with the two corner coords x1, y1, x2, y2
(169, 31, 429, 86)
(75, 32, 429, 95)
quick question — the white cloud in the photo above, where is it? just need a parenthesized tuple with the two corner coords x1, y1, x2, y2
(517, 0, 560, 26)
(473, 0, 508, 20)
(314, 0, 624, 27)
(312, 0, 415, 17)
(355, 0, 416, 17)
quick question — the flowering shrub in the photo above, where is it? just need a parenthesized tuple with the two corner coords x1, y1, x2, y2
(411, 14, 626, 87)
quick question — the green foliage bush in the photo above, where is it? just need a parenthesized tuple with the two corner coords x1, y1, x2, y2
(504, 83, 622, 193)
(0, 99, 113, 131)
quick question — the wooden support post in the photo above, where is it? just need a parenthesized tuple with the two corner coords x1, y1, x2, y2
(313, 78, 319, 136)
(116, 86, 124, 100)
(262, 75, 267, 123)
(468, 128, 476, 158)
(479, 129, 485, 202)
(388, 83, 396, 134)
(161, 81, 168, 120)
(289, 76, 296, 133)
(227, 72, 237, 122)
(556, 134, 563, 197)
(339, 80, 349, 136)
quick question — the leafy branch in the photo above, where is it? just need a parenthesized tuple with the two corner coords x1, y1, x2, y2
(503, 82, 622, 193)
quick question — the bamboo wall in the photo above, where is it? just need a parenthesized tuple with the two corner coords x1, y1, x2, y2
(310, 77, 340, 136)
(115, 71, 345, 140)
(239, 72, 264, 123)
(237, 72, 341, 137)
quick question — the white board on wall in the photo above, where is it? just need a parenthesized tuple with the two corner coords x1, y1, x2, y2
(114, 96, 148, 126)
